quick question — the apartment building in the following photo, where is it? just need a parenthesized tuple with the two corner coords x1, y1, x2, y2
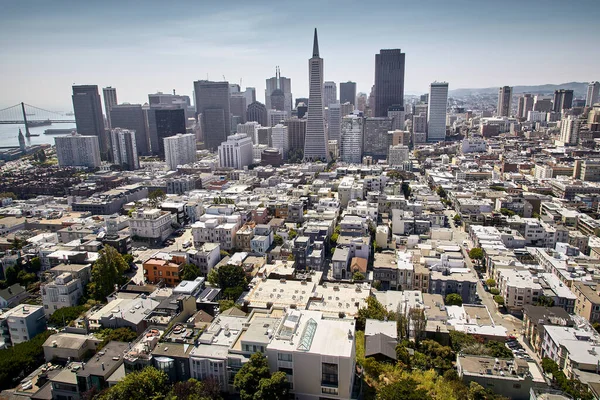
(496, 269, 542, 312)
(41, 272, 85, 317)
(143, 253, 187, 286)
(128, 208, 174, 246)
(572, 281, 600, 324)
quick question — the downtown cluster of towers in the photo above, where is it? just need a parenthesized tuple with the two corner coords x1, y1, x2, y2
(66, 29, 454, 167)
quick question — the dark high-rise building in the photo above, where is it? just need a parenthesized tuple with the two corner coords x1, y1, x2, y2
(110, 104, 150, 155)
(147, 107, 186, 157)
(102, 87, 117, 129)
(284, 118, 307, 150)
(553, 89, 574, 112)
(374, 49, 405, 117)
(297, 103, 308, 119)
(363, 117, 393, 160)
(230, 94, 247, 124)
(270, 89, 286, 112)
(72, 85, 109, 159)
(247, 101, 268, 126)
(340, 81, 357, 106)
(193, 80, 231, 151)
(497, 86, 512, 117)
(295, 98, 309, 108)
(265, 66, 292, 115)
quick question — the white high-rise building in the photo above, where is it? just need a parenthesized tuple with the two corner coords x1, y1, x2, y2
(267, 109, 288, 127)
(217, 133, 253, 169)
(427, 82, 448, 142)
(387, 144, 410, 166)
(323, 81, 337, 107)
(236, 121, 261, 143)
(271, 124, 289, 159)
(110, 128, 139, 170)
(560, 116, 583, 146)
(340, 114, 364, 164)
(587, 81, 600, 107)
(327, 103, 342, 142)
(164, 133, 196, 170)
(304, 29, 329, 162)
(55, 133, 101, 168)
(102, 86, 117, 129)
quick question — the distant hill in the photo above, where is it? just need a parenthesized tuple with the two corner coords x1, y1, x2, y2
(449, 82, 589, 98)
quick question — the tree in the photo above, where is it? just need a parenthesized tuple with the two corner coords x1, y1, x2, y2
(213, 264, 247, 300)
(254, 371, 290, 400)
(485, 278, 496, 288)
(499, 208, 515, 217)
(207, 268, 218, 286)
(401, 181, 411, 199)
(353, 272, 365, 281)
(288, 229, 298, 240)
(90, 245, 128, 300)
(0, 192, 17, 200)
(468, 248, 484, 262)
(445, 293, 463, 306)
(485, 341, 513, 359)
(409, 308, 427, 344)
(273, 234, 284, 246)
(449, 331, 478, 352)
(97, 327, 139, 347)
(4, 267, 17, 285)
(493, 295, 504, 305)
(167, 378, 221, 400)
(48, 305, 87, 327)
(29, 257, 41, 272)
(489, 288, 500, 295)
(234, 353, 272, 400)
(532, 212, 540, 219)
(377, 377, 433, 400)
(357, 296, 390, 330)
(148, 189, 166, 208)
(219, 249, 230, 259)
(181, 263, 201, 281)
(0, 331, 52, 391)
(11, 238, 24, 250)
(436, 186, 447, 199)
(122, 254, 134, 265)
(96, 367, 169, 400)
(535, 295, 555, 307)
(453, 214, 461, 222)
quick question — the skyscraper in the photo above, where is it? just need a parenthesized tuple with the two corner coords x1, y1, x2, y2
(72, 85, 108, 159)
(109, 104, 149, 155)
(284, 118, 307, 150)
(356, 93, 367, 112)
(340, 81, 357, 106)
(340, 114, 363, 164)
(102, 87, 118, 129)
(217, 133, 253, 169)
(271, 124, 290, 159)
(164, 133, 196, 170)
(497, 86, 512, 117)
(247, 101, 268, 126)
(553, 89, 574, 112)
(517, 94, 534, 119)
(265, 67, 292, 116)
(374, 49, 405, 118)
(323, 81, 337, 107)
(533, 96, 553, 112)
(55, 133, 101, 168)
(147, 107, 186, 157)
(587, 82, 600, 107)
(193, 80, 231, 151)
(268, 110, 288, 127)
(560, 116, 583, 146)
(327, 103, 341, 142)
(427, 82, 449, 142)
(303, 29, 329, 162)
(110, 128, 139, 170)
(243, 87, 256, 107)
(230, 94, 247, 125)
(363, 117, 393, 160)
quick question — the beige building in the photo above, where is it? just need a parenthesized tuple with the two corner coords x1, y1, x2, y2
(572, 281, 600, 323)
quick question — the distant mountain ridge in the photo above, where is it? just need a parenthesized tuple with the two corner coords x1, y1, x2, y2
(449, 82, 589, 98)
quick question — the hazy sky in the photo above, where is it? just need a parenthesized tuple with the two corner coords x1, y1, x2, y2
(1, 0, 598, 110)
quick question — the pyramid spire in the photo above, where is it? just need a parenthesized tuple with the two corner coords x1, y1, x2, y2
(312, 28, 319, 58)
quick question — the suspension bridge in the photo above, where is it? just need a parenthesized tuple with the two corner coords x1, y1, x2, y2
(0, 103, 75, 137)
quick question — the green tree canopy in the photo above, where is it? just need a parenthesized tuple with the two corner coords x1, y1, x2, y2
(288, 229, 298, 240)
(353, 272, 365, 281)
(468, 247, 484, 260)
(499, 208, 515, 217)
(48, 305, 87, 327)
(453, 214, 461, 222)
(377, 377, 433, 400)
(535, 295, 555, 307)
(212, 264, 247, 300)
(96, 367, 169, 400)
(0, 331, 52, 390)
(90, 245, 128, 300)
(357, 296, 390, 330)
(273, 234, 284, 246)
(493, 295, 504, 305)
(436, 186, 447, 199)
(4, 267, 17, 285)
(148, 189, 166, 208)
(29, 257, 41, 272)
(167, 378, 221, 400)
(97, 327, 139, 347)
(181, 263, 201, 281)
(485, 278, 496, 288)
(445, 293, 463, 306)
(234, 353, 289, 400)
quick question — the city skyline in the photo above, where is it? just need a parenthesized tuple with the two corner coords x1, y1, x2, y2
(1, 0, 598, 110)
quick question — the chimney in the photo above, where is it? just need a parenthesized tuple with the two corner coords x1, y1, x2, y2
(101, 362, 105, 371)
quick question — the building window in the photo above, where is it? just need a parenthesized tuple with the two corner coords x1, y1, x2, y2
(321, 363, 338, 386)
(278, 353, 292, 362)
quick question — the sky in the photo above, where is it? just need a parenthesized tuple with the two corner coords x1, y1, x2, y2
(1, 0, 598, 111)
